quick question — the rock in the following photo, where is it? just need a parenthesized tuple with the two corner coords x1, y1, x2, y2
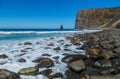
(64, 49, 71, 51)
(47, 43, 54, 46)
(18, 67, 39, 76)
(20, 49, 27, 52)
(0, 54, 8, 59)
(24, 42, 32, 45)
(34, 58, 54, 68)
(90, 74, 120, 79)
(64, 44, 71, 48)
(42, 54, 51, 57)
(93, 60, 112, 68)
(65, 70, 81, 79)
(100, 50, 116, 60)
(0, 69, 20, 79)
(53, 47, 61, 51)
(68, 60, 86, 72)
(62, 55, 87, 63)
(17, 58, 26, 62)
(114, 47, 120, 55)
(48, 73, 63, 79)
(112, 59, 120, 67)
(39, 69, 52, 76)
(52, 56, 59, 60)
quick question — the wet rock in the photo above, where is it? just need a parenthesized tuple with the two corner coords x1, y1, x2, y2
(64, 49, 71, 51)
(39, 69, 52, 76)
(68, 60, 86, 72)
(0, 69, 20, 79)
(0, 54, 8, 59)
(0, 61, 7, 65)
(53, 47, 61, 51)
(48, 73, 63, 79)
(18, 67, 39, 76)
(24, 42, 32, 45)
(34, 58, 54, 68)
(65, 70, 81, 79)
(47, 43, 54, 46)
(20, 49, 27, 52)
(62, 55, 87, 63)
(52, 56, 59, 60)
(64, 44, 71, 48)
(17, 58, 26, 62)
(42, 54, 51, 57)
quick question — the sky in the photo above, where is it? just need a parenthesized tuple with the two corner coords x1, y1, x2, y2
(0, 0, 120, 29)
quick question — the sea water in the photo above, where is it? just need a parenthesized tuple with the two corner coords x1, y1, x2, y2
(0, 29, 101, 79)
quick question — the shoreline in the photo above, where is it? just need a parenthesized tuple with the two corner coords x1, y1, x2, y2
(0, 29, 120, 79)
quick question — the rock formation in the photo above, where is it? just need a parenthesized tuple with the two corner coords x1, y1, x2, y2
(75, 7, 120, 29)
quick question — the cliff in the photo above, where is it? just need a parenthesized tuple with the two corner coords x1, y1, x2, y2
(75, 7, 120, 29)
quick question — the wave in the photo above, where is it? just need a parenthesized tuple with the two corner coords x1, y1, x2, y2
(0, 30, 102, 35)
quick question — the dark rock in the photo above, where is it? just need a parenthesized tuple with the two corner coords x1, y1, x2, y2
(40, 69, 52, 76)
(24, 42, 32, 45)
(0, 54, 8, 59)
(52, 56, 59, 60)
(48, 73, 63, 79)
(33, 58, 54, 68)
(65, 70, 81, 79)
(0, 69, 20, 79)
(17, 58, 26, 62)
(18, 67, 39, 76)
(62, 55, 87, 63)
(53, 47, 61, 51)
(47, 43, 54, 46)
(42, 54, 51, 57)
(64, 44, 71, 48)
(64, 49, 71, 51)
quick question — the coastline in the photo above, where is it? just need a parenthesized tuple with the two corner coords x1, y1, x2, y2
(0, 29, 120, 79)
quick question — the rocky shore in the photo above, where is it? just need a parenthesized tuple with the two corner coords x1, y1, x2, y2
(0, 30, 120, 79)
(65, 29, 120, 79)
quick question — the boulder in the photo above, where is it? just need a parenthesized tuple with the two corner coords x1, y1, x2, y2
(24, 42, 32, 45)
(0, 54, 8, 59)
(53, 47, 61, 51)
(47, 43, 54, 46)
(0, 69, 20, 79)
(93, 60, 112, 68)
(18, 67, 38, 76)
(62, 55, 87, 63)
(39, 69, 52, 76)
(48, 73, 63, 79)
(68, 60, 86, 72)
(65, 70, 81, 79)
(41, 54, 51, 57)
(17, 58, 26, 62)
(33, 58, 54, 68)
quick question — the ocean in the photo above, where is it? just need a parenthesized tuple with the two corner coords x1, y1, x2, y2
(0, 29, 99, 40)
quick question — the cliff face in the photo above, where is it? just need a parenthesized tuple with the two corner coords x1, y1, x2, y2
(75, 7, 120, 29)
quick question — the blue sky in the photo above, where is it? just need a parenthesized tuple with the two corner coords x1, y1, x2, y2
(0, 0, 120, 29)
